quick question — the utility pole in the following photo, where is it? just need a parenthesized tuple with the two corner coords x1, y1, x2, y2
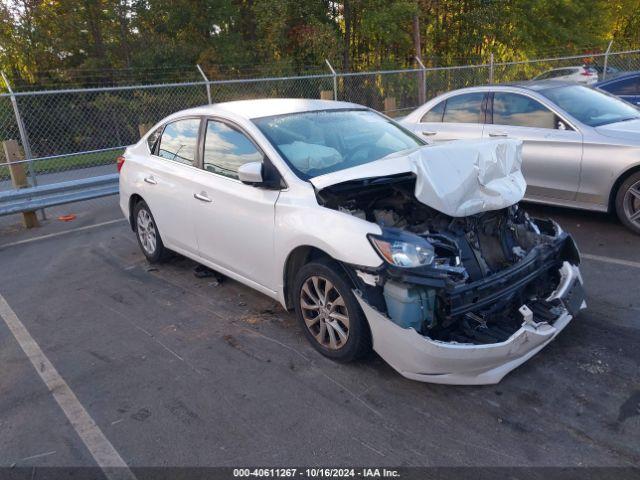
(343, 0, 351, 71)
(602, 40, 614, 81)
(413, 12, 426, 104)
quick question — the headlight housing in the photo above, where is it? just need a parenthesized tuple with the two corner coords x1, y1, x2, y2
(368, 228, 435, 268)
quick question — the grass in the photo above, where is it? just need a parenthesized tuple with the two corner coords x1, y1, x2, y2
(0, 148, 123, 183)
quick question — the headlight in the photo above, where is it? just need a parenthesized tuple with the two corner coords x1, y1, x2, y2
(368, 229, 435, 268)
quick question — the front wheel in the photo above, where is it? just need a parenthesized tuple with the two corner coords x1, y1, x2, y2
(293, 259, 371, 362)
(133, 200, 169, 263)
(615, 172, 640, 235)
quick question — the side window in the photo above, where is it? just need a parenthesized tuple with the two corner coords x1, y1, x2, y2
(604, 77, 640, 95)
(493, 92, 556, 129)
(203, 120, 263, 179)
(147, 126, 162, 152)
(421, 100, 445, 123)
(442, 93, 484, 123)
(157, 118, 200, 166)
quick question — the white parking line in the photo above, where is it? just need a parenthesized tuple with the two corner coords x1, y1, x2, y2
(0, 218, 126, 250)
(582, 253, 640, 269)
(0, 293, 136, 480)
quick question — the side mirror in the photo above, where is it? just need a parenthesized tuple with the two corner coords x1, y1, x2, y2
(556, 120, 567, 130)
(238, 161, 264, 185)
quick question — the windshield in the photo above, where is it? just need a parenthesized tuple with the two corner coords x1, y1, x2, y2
(252, 109, 423, 179)
(541, 85, 640, 127)
(536, 68, 576, 80)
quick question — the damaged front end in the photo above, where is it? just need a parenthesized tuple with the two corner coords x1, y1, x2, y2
(317, 171, 585, 385)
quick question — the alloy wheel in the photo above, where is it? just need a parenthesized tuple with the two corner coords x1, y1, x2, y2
(623, 180, 640, 229)
(300, 275, 350, 350)
(136, 209, 157, 255)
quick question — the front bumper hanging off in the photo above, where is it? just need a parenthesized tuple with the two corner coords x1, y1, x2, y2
(356, 261, 586, 385)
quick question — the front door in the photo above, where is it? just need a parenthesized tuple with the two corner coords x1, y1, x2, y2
(484, 92, 582, 201)
(192, 118, 280, 291)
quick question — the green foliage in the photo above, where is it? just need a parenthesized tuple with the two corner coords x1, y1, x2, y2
(0, 0, 638, 88)
(1, 0, 638, 167)
(0, 148, 122, 181)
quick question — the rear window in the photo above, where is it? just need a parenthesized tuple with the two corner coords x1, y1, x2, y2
(441, 93, 484, 123)
(537, 68, 576, 80)
(157, 118, 200, 167)
(147, 126, 162, 152)
(421, 100, 445, 122)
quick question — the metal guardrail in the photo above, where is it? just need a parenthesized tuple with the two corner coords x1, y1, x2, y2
(0, 174, 118, 216)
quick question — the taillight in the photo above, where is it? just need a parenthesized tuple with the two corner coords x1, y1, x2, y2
(116, 155, 125, 173)
(581, 69, 594, 76)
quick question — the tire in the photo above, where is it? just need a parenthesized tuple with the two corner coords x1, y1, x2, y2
(615, 171, 640, 235)
(293, 259, 372, 362)
(133, 200, 169, 263)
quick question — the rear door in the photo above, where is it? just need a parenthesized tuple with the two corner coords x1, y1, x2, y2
(191, 118, 280, 291)
(141, 117, 202, 255)
(409, 92, 487, 143)
(484, 91, 582, 200)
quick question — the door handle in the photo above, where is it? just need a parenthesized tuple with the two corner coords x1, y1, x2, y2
(421, 131, 437, 136)
(144, 176, 157, 185)
(488, 132, 508, 137)
(193, 192, 212, 203)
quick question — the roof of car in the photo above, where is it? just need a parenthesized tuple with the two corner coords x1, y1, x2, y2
(540, 66, 584, 71)
(177, 98, 364, 121)
(440, 81, 579, 94)
(504, 80, 579, 91)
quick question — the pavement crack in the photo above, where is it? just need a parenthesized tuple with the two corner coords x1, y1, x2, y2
(77, 290, 203, 375)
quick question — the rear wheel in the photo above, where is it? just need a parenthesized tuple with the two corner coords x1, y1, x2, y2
(615, 172, 640, 235)
(133, 200, 169, 263)
(293, 259, 371, 362)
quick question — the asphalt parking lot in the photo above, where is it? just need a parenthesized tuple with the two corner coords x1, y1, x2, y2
(0, 197, 639, 473)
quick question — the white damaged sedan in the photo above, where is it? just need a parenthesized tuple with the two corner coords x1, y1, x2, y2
(118, 99, 585, 385)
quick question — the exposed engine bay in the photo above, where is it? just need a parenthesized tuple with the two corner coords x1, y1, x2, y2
(316, 173, 582, 345)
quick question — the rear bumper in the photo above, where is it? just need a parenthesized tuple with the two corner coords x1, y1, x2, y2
(356, 261, 585, 385)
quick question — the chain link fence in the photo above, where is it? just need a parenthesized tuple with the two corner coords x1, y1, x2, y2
(1, 49, 639, 197)
(490, 49, 640, 85)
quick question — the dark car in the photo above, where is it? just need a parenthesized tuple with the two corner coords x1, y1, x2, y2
(595, 71, 640, 106)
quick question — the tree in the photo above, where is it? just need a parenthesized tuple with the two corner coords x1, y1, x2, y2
(1, 0, 639, 89)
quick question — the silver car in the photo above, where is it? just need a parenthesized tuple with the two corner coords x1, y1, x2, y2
(533, 66, 598, 84)
(401, 81, 640, 233)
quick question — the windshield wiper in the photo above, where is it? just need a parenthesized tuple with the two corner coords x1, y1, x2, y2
(595, 116, 640, 126)
(615, 117, 640, 123)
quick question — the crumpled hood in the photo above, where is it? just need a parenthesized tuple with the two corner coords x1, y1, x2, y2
(595, 119, 640, 143)
(310, 139, 525, 217)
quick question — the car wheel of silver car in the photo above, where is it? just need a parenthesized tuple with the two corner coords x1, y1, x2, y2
(615, 172, 640, 235)
(133, 200, 169, 263)
(293, 259, 371, 362)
